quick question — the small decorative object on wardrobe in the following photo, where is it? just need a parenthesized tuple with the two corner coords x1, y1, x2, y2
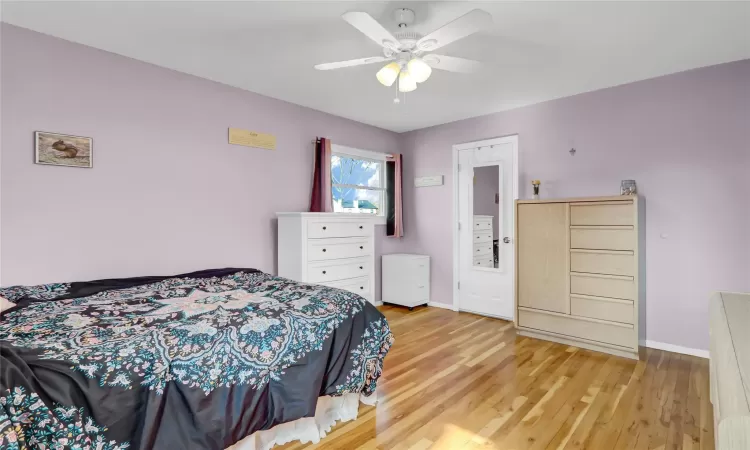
(620, 180, 637, 195)
(531, 180, 541, 199)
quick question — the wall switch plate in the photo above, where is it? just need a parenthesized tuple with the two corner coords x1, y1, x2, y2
(415, 175, 444, 187)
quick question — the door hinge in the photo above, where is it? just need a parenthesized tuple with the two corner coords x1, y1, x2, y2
(457, 281, 461, 290)
(458, 222, 461, 230)
(458, 163, 461, 171)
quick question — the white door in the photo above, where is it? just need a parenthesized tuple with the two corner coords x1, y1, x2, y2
(455, 136, 518, 320)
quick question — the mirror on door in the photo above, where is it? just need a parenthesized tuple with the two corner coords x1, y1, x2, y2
(473, 165, 500, 269)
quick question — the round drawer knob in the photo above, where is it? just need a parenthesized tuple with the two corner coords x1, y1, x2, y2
(359, 286, 364, 290)
(322, 226, 327, 230)
(359, 266, 363, 269)
(322, 270, 327, 274)
(359, 246, 364, 249)
(322, 249, 327, 252)
(359, 225, 363, 229)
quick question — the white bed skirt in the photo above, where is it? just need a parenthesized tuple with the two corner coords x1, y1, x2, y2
(226, 392, 377, 450)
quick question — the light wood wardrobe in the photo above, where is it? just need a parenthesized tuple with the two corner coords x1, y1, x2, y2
(514, 196, 645, 359)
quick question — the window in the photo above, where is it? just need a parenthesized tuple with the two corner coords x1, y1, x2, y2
(331, 146, 387, 218)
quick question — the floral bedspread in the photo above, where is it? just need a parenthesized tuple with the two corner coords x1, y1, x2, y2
(0, 268, 393, 449)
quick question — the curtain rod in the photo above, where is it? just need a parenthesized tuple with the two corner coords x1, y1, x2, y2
(310, 140, 395, 158)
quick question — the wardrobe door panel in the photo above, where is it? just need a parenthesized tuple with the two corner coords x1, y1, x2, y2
(517, 203, 569, 314)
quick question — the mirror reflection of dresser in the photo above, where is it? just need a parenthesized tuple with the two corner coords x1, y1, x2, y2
(472, 215, 494, 268)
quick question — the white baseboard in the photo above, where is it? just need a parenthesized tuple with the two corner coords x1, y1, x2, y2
(421, 305, 709, 359)
(428, 302, 456, 311)
(645, 340, 709, 359)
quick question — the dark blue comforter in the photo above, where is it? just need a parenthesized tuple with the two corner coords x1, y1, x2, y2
(0, 268, 393, 449)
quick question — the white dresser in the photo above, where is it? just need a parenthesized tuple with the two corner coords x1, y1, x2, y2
(710, 292, 750, 450)
(473, 215, 494, 267)
(382, 254, 430, 310)
(277, 213, 375, 304)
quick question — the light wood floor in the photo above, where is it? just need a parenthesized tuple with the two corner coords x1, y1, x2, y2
(281, 305, 714, 450)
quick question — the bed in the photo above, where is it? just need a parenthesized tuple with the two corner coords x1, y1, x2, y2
(0, 268, 393, 449)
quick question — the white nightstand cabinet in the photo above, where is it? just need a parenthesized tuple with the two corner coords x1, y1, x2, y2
(382, 254, 430, 310)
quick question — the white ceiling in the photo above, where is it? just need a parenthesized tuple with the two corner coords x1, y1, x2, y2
(3, 1, 749, 132)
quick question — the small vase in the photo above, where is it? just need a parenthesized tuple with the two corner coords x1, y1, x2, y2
(532, 194, 540, 200)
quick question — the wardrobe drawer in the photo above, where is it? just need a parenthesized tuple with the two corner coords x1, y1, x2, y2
(307, 258, 369, 282)
(473, 242, 493, 256)
(570, 203, 633, 226)
(307, 237, 371, 261)
(473, 256, 494, 267)
(320, 276, 370, 297)
(307, 220, 369, 239)
(570, 228, 634, 251)
(571, 295, 634, 324)
(570, 250, 634, 276)
(570, 272, 635, 300)
(473, 231, 493, 244)
(519, 308, 634, 349)
(473, 219, 492, 231)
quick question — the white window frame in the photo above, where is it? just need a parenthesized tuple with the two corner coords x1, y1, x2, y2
(331, 144, 389, 225)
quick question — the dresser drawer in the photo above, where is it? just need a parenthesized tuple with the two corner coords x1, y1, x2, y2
(570, 228, 634, 251)
(400, 258, 429, 290)
(473, 231, 493, 244)
(307, 258, 369, 282)
(519, 308, 635, 349)
(473, 256, 494, 267)
(571, 272, 635, 300)
(473, 255, 495, 267)
(307, 220, 369, 238)
(570, 250, 634, 276)
(410, 258, 430, 280)
(473, 242, 493, 256)
(473, 219, 492, 231)
(570, 202, 633, 226)
(307, 237, 371, 261)
(320, 276, 370, 297)
(571, 295, 634, 324)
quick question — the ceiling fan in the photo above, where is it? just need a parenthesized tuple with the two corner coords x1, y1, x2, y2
(314, 8, 492, 94)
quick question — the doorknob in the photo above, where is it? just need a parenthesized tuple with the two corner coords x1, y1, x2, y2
(503, 237, 510, 244)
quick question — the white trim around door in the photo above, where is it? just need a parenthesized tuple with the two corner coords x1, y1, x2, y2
(452, 135, 519, 313)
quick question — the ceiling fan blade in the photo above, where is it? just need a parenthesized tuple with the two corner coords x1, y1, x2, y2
(422, 54, 482, 73)
(342, 11, 400, 51)
(314, 56, 390, 70)
(416, 9, 492, 52)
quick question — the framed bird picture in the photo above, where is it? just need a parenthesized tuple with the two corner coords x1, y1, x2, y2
(35, 131, 93, 168)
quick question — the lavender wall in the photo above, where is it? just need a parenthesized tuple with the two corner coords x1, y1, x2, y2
(401, 60, 750, 350)
(0, 24, 404, 298)
(2, 24, 748, 351)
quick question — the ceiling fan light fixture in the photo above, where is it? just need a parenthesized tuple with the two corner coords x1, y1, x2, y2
(398, 71, 417, 93)
(407, 58, 432, 83)
(376, 62, 401, 87)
